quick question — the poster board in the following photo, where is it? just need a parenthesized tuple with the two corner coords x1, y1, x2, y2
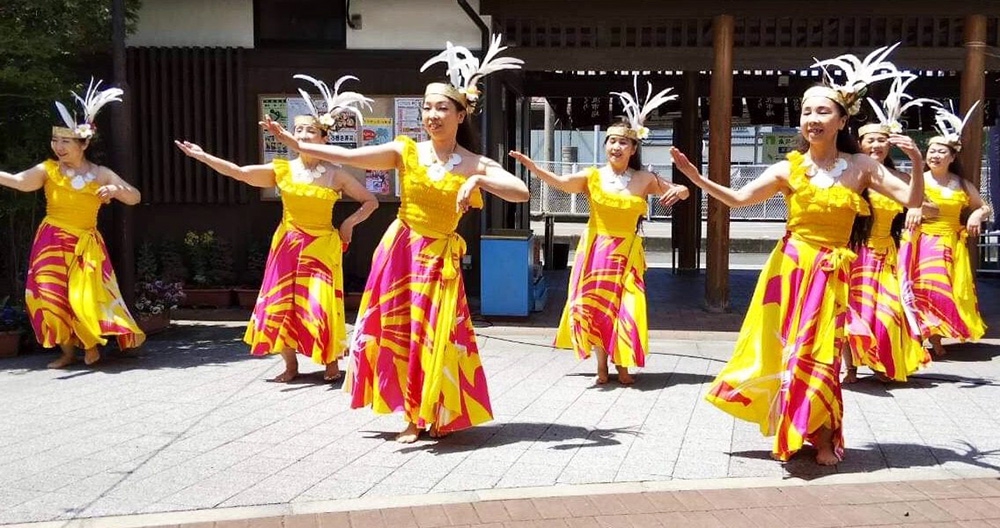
(258, 94, 426, 201)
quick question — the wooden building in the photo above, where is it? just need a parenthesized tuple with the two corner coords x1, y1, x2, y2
(122, 0, 1000, 308)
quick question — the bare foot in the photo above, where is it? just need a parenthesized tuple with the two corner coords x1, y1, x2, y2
(874, 371, 893, 383)
(813, 427, 840, 466)
(429, 424, 451, 439)
(47, 353, 77, 369)
(616, 365, 635, 385)
(84, 347, 101, 366)
(324, 362, 342, 382)
(268, 369, 298, 383)
(396, 423, 420, 443)
(595, 348, 609, 384)
(842, 368, 859, 384)
(929, 336, 947, 357)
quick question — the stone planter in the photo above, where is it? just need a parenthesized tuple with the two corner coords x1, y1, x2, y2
(0, 330, 22, 358)
(234, 288, 260, 310)
(181, 288, 233, 308)
(137, 311, 171, 336)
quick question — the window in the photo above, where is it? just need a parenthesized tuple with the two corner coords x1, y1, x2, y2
(254, 0, 346, 49)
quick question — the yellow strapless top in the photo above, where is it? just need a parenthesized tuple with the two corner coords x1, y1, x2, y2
(42, 160, 102, 230)
(868, 191, 903, 249)
(397, 135, 483, 235)
(921, 181, 969, 236)
(785, 151, 870, 248)
(585, 168, 647, 237)
(273, 158, 340, 232)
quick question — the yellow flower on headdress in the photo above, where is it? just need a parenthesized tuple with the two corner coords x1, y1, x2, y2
(609, 74, 677, 142)
(865, 73, 940, 134)
(54, 78, 123, 138)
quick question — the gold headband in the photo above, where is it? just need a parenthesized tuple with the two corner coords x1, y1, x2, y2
(858, 123, 890, 138)
(51, 126, 88, 139)
(928, 135, 962, 153)
(425, 82, 470, 109)
(606, 126, 638, 141)
(802, 85, 862, 116)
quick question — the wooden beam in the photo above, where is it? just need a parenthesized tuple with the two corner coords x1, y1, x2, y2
(960, 14, 987, 189)
(706, 14, 734, 313)
(481, 0, 994, 17)
(672, 71, 701, 275)
(111, 0, 135, 305)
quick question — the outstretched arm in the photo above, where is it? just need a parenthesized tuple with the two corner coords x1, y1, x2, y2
(670, 147, 786, 208)
(456, 156, 531, 213)
(508, 150, 588, 194)
(333, 170, 379, 246)
(259, 116, 401, 171)
(0, 164, 47, 192)
(96, 167, 142, 205)
(175, 140, 276, 188)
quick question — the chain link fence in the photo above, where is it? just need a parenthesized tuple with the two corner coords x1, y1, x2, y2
(528, 160, 993, 221)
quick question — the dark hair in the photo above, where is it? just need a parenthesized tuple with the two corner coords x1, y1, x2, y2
(605, 121, 642, 170)
(435, 96, 481, 154)
(793, 104, 873, 249)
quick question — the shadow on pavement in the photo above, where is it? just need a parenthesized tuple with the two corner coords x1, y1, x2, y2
(376, 422, 641, 455)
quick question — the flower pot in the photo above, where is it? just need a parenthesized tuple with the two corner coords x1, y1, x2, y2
(138, 311, 171, 336)
(0, 331, 21, 358)
(181, 288, 234, 308)
(234, 288, 260, 310)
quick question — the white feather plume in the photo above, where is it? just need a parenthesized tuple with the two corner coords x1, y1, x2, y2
(811, 43, 902, 114)
(864, 73, 940, 133)
(933, 100, 981, 145)
(420, 33, 523, 107)
(54, 101, 77, 129)
(609, 74, 677, 140)
(52, 77, 123, 137)
(293, 74, 373, 126)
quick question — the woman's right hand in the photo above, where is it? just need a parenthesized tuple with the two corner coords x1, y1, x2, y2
(669, 147, 706, 185)
(508, 150, 536, 170)
(259, 115, 299, 151)
(174, 140, 204, 159)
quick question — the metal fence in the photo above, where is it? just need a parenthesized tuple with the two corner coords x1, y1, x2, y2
(528, 160, 993, 221)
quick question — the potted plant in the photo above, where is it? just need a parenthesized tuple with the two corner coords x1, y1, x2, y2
(134, 241, 185, 335)
(0, 297, 29, 358)
(234, 237, 267, 309)
(181, 231, 235, 308)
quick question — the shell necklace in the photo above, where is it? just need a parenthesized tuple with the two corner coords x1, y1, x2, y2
(422, 143, 461, 181)
(291, 158, 327, 184)
(805, 155, 848, 189)
(927, 174, 961, 198)
(62, 162, 97, 190)
(601, 165, 633, 192)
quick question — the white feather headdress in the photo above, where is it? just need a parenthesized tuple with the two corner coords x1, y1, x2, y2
(293, 74, 373, 129)
(929, 100, 981, 153)
(806, 43, 902, 115)
(53, 78, 123, 139)
(608, 74, 677, 141)
(861, 73, 940, 135)
(420, 33, 524, 111)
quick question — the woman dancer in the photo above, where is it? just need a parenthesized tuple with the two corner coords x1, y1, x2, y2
(0, 79, 144, 367)
(176, 74, 378, 382)
(510, 76, 688, 385)
(900, 102, 988, 357)
(671, 45, 924, 465)
(843, 75, 935, 383)
(261, 34, 529, 442)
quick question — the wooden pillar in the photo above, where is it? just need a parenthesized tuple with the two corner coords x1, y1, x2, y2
(671, 71, 702, 275)
(111, 0, 135, 305)
(706, 14, 734, 312)
(960, 14, 987, 269)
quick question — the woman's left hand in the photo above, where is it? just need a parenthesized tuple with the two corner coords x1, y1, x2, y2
(456, 176, 480, 213)
(96, 184, 119, 203)
(658, 181, 690, 207)
(904, 207, 922, 231)
(967, 211, 984, 238)
(888, 134, 922, 161)
(339, 219, 355, 247)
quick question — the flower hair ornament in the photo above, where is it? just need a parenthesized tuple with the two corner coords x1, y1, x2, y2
(805, 42, 902, 116)
(420, 33, 524, 113)
(608, 74, 678, 141)
(929, 100, 981, 153)
(859, 73, 941, 137)
(53, 78, 124, 139)
(293, 74, 373, 130)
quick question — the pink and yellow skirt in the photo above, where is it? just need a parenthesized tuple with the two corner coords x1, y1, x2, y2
(345, 219, 492, 434)
(244, 221, 346, 364)
(25, 219, 145, 350)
